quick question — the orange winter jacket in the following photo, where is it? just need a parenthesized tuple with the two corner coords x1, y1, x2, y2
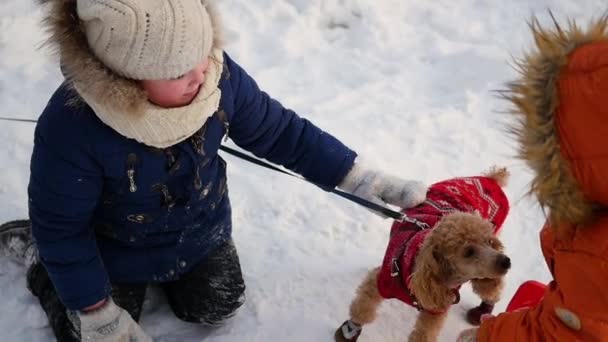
(479, 220, 608, 341)
(477, 18, 608, 341)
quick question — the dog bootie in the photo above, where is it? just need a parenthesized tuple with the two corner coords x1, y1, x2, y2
(0, 219, 38, 267)
(466, 301, 495, 326)
(335, 320, 362, 342)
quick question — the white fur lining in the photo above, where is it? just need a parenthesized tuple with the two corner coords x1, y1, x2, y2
(74, 48, 224, 148)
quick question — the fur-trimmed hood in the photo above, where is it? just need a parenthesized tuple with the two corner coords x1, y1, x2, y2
(505, 16, 608, 227)
(37, 0, 222, 115)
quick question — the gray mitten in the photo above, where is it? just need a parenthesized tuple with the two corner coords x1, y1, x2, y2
(76, 299, 152, 342)
(339, 160, 427, 217)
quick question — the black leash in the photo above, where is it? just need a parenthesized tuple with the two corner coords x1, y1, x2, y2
(0, 117, 37, 123)
(218, 145, 405, 220)
(0, 116, 406, 221)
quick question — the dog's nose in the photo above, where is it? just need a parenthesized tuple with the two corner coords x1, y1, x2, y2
(497, 255, 511, 270)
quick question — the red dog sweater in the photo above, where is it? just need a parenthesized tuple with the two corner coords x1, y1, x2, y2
(376, 175, 510, 310)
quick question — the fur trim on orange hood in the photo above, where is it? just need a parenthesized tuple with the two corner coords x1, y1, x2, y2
(37, 0, 222, 115)
(504, 15, 608, 227)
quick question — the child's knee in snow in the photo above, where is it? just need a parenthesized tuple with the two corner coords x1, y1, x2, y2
(174, 289, 246, 325)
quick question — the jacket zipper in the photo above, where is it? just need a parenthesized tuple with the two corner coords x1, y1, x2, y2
(126, 153, 138, 193)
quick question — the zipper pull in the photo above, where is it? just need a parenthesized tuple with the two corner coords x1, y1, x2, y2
(128, 169, 137, 193)
(223, 121, 230, 142)
(217, 110, 230, 142)
(126, 153, 138, 193)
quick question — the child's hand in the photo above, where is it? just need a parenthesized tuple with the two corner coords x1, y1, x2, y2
(456, 328, 479, 342)
(338, 161, 427, 216)
(481, 314, 494, 322)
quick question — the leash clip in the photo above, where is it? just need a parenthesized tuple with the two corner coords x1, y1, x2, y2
(400, 214, 430, 230)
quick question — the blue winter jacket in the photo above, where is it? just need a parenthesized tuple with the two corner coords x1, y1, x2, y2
(28, 53, 357, 310)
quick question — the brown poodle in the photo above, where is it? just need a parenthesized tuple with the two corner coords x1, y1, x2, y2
(335, 167, 511, 342)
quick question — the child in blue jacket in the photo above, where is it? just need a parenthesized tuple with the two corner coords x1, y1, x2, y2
(0, 1, 426, 341)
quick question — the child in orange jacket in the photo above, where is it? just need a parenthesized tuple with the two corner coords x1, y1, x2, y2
(458, 15, 608, 342)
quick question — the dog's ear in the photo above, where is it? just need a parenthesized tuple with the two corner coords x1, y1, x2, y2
(432, 248, 455, 283)
(489, 236, 504, 252)
(409, 242, 455, 311)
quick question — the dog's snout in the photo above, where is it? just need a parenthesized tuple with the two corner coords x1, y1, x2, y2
(497, 255, 511, 270)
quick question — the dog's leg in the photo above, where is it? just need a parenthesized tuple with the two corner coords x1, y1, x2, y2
(349, 267, 383, 325)
(472, 277, 504, 303)
(466, 277, 505, 325)
(335, 267, 383, 342)
(408, 311, 448, 342)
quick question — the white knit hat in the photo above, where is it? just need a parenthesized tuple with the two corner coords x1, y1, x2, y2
(76, 0, 215, 80)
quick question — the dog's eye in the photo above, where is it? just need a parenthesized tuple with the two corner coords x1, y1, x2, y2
(463, 246, 476, 258)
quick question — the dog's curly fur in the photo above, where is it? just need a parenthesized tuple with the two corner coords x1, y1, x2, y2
(410, 211, 506, 310)
(337, 168, 511, 342)
(407, 212, 508, 341)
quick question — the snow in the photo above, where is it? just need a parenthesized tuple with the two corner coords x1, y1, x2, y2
(0, 0, 604, 341)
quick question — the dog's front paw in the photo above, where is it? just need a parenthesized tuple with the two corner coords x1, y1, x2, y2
(466, 301, 494, 325)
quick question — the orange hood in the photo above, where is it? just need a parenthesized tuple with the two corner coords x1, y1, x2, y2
(505, 16, 608, 226)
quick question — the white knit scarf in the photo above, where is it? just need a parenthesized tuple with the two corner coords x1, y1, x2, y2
(74, 49, 224, 148)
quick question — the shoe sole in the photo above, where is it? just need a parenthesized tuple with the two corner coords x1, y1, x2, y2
(0, 220, 31, 234)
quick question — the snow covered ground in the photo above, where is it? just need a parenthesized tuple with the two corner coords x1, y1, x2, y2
(0, 0, 605, 341)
